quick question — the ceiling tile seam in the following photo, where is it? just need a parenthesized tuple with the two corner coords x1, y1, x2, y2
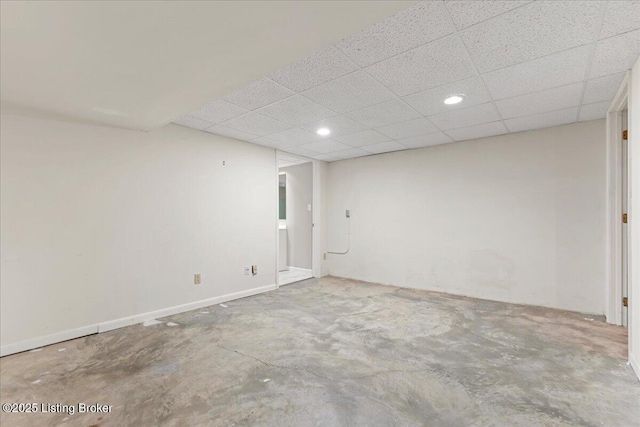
(504, 103, 587, 122)
(444, 0, 535, 32)
(222, 77, 296, 110)
(357, 64, 448, 135)
(450, 28, 509, 137)
(575, 1, 609, 121)
(215, 111, 295, 135)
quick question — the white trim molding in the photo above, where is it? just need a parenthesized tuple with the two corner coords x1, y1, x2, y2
(1, 284, 276, 357)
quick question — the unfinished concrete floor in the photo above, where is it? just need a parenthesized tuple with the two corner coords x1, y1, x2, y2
(1, 276, 639, 426)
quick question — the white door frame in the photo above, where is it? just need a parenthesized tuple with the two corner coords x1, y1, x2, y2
(275, 151, 323, 289)
(605, 72, 629, 326)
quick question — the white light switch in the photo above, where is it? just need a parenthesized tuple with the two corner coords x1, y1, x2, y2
(307, 204, 311, 211)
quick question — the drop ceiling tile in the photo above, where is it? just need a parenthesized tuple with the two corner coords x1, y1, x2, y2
(302, 71, 395, 114)
(256, 95, 336, 127)
(495, 82, 583, 119)
(427, 103, 501, 131)
(361, 141, 408, 155)
(447, 121, 508, 141)
(483, 45, 591, 100)
(223, 78, 294, 111)
(249, 136, 280, 148)
(330, 148, 371, 160)
(268, 45, 358, 92)
(398, 132, 453, 149)
(334, 1, 455, 67)
(190, 100, 248, 123)
(583, 72, 626, 104)
(220, 112, 291, 137)
(308, 153, 339, 162)
(281, 146, 318, 158)
(599, 1, 640, 39)
(365, 36, 476, 96)
(590, 29, 640, 78)
(299, 139, 352, 154)
(204, 124, 257, 141)
(257, 127, 321, 147)
(461, 1, 602, 73)
(375, 118, 439, 140)
(403, 77, 492, 116)
(334, 130, 390, 147)
(301, 116, 368, 138)
(504, 107, 578, 133)
(173, 115, 214, 130)
(579, 101, 611, 121)
(346, 99, 422, 128)
(445, 1, 532, 30)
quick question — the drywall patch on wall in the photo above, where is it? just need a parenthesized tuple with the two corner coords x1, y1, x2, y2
(327, 120, 607, 314)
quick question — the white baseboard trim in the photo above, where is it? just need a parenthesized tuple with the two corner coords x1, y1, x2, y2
(1, 284, 276, 357)
(0, 324, 98, 357)
(98, 283, 276, 333)
(630, 353, 640, 381)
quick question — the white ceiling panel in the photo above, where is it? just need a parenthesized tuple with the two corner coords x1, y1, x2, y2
(428, 103, 501, 131)
(579, 101, 611, 121)
(496, 82, 583, 119)
(335, 1, 455, 67)
(302, 71, 395, 113)
(599, 1, 640, 39)
(220, 112, 291, 137)
(334, 130, 390, 147)
(504, 107, 578, 133)
(302, 116, 368, 138)
(310, 153, 340, 162)
(483, 45, 591, 100)
(223, 78, 294, 111)
(190, 100, 248, 124)
(590, 29, 640, 78)
(173, 115, 213, 130)
(257, 127, 321, 147)
(173, 1, 640, 162)
(461, 1, 602, 73)
(447, 121, 508, 142)
(361, 141, 408, 154)
(403, 77, 492, 116)
(375, 118, 439, 140)
(445, 0, 532, 30)
(583, 72, 626, 104)
(281, 146, 318, 158)
(346, 99, 422, 128)
(204, 124, 257, 141)
(398, 132, 453, 149)
(268, 45, 358, 92)
(365, 36, 476, 96)
(299, 139, 352, 154)
(330, 148, 371, 160)
(256, 95, 336, 127)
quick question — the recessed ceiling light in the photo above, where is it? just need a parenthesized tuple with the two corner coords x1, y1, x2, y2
(317, 128, 331, 136)
(444, 95, 465, 105)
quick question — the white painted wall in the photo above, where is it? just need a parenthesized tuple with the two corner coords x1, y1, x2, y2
(281, 163, 312, 269)
(629, 57, 640, 376)
(0, 114, 276, 354)
(327, 120, 607, 314)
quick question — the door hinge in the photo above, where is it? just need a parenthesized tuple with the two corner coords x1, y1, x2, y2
(623, 297, 628, 307)
(623, 213, 628, 224)
(622, 130, 628, 140)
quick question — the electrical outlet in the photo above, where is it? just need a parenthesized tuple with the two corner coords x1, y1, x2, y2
(244, 266, 250, 276)
(252, 265, 258, 276)
(346, 210, 350, 218)
(194, 273, 201, 284)
(323, 253, 327, 260)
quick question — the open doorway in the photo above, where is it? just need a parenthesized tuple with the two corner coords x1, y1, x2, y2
(606, 72, 630, 333)
(277, 152, 313, 286)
